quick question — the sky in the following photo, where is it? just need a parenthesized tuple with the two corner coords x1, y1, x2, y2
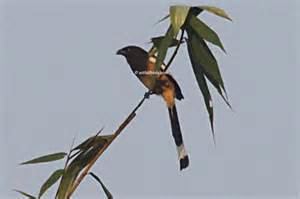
(0, 0, 298, 198)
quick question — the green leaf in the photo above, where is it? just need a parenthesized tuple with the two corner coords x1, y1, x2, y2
(170, 5, 190, 36)
(72, 127, 104, 151)
(189, 15, 226, 52)
(156, 14, 170, 24)
(14, 190, 36, 199)
(186, 26, 231, 108)
(38, 169, 64, 198)
(186, 33, 215, 143)
(20, 152, 67, 165)
(56, 154, 88, 199)
(89, 172, 113, 199)
(73, 135, 111, 153)
(188, 7, 204, 16)
(72, 136, 96, 151)
(101, 135, 114, 143)
(155, 25, 175, 71)
(198, 5, 232, 21)
(56, 165, 80, 199)
(56, 136, 111, 199)
(151, 36, 184, 49)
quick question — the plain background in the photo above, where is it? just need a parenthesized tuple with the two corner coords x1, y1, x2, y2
(0, 0, 298, 198)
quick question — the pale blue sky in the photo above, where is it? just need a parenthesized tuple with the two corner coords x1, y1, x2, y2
(0, 0, 298, 198)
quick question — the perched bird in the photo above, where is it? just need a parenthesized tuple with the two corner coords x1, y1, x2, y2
(117, 46, 189, 170)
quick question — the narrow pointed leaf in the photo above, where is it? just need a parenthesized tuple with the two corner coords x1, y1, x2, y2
(38, 169, 64, 198)
(186, 34, 215, 143)
(20, 152, 67, 165)
(72, 127, 104, 151)
(189, 15, 226, 52)
(198, 6, 232, 21)
(101, 134, 114, 142)
(156, 14, 170, 24)
(56, 151, 92, 199)
(14, 190, 36, 199)
(170, 5, 190, 36)
(56, 137, 111, 199)
(89, 172, 113, 199)
(56, 165, 80, 199)
(155, 25, 174, 71)
(151, 36, 184, 49)
(72, 136, 96, 151)
(186, 26, 231, 108)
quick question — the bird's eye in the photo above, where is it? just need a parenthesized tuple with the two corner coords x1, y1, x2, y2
(126, 48, 130, 52)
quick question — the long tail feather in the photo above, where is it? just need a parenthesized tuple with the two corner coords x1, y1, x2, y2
(168, 105, 189, 170)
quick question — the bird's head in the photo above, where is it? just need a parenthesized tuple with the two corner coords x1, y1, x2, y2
(116, 45, 148, 71)
(116, 45, 146, 58)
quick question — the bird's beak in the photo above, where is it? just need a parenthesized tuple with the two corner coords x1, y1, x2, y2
(116, 49, 125, 56)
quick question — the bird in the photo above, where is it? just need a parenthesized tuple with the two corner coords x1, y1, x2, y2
(116, 45, 189, 170)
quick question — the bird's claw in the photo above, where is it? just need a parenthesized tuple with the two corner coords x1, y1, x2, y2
(144, 91, 153, 99)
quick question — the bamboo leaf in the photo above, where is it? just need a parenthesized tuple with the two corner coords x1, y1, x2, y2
(89, 172, 113, 199)
(170, 5, 190, 36)
(72, 136, 96, 151)
(101, 135, 114, 143)
(151, 36, 184, 49)
(186, 33, 215, 143)
(156, 14, 170, 24)
(56, 152, 90, 199)
(189, 15, 226, 52)
(155, 25, 175, 71)
(72, 127, 104, 151)
(38, 169, 64, 198)
(56, 137, 111, 199)
(73, 135, 111, 152)
(56, 165, 80, 199)
(14, 190, 36, 199)
(20, 152, 67, 165)
(186, 26, 231, 108)
(198, 5, 232, 21)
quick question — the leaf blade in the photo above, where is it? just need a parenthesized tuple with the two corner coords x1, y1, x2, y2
(55, 159, 84, 198)
(89, 172, 113, 199)
(38, 169, 64, 198)
(14, 190, 36, 199)
(156, 14, 170, 24)
(155, 25, 175, 71)
(56, 167, 80, 199)
(186, 33, 215, 143)
(20, 152, 67, 165)
(151, 36, 184, 49)
(189, 15, 226, 52)
(72, 127, 105, 151)
(198, 5, 232, 21)
(186, 25, 231, 108)
(56, 135, 112, 198)
(170, 5, 190, 36)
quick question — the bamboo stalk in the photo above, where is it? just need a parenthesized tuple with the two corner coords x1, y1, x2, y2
(66, 94, 148, 198)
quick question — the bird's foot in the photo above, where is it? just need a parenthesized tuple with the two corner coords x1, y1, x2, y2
(144, 91, 153, 99)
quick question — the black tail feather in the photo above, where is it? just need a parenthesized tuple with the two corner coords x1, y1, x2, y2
(168, 105, 189, 170)
(180, 156, 189, 170)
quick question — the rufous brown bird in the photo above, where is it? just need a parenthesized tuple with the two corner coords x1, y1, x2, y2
(117, 46, 189, 170)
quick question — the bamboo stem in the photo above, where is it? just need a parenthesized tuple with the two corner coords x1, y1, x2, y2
(66, 93, 149, 198)
(163, 30, 185, 72)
